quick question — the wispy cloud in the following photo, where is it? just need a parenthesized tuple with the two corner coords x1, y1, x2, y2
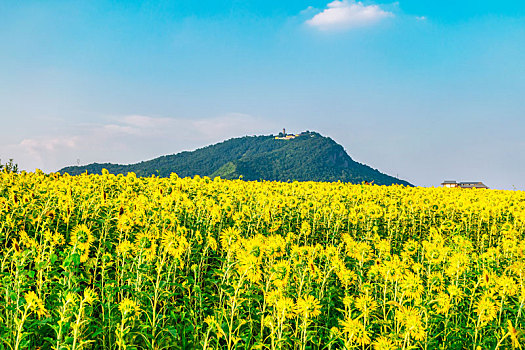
(3, 114, 277, 172)
(306, 0, 394, 31)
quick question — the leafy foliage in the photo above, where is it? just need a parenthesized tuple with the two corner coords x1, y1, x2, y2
(59, 132, 411, 185)
(0, 158, 19, 173)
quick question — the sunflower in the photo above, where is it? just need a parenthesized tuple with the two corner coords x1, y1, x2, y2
(433, 292, 451, 315)
(508, 320, 521, 349)
(161, 227, 189, 267)
(495, 275, 518, 297)
(83, 288, 98, 305)
(354, 294, 378, 318)
(396, 306, 426, 341)
(270, 261, 289, 289)
(400, 272, 424, 301)
(135, 230, 158, 262)
(24, 291, 48, 318)
(237, 253, 261, 283)
(70, 224, 95, 262)
(300, 221, 311, 237)
(206, 234, 218, 251)
(428, 272, 446, 292)
(474, 293, 498, 326)
(372, 336, 397, 350)
(295, 295, 321, 319)
(220, 227, 240, 249)
(340, 316, 371, 346)
(119, 298, 141, 320)
(116, 240, 134, 256)
(274, 296, 295, 319)
(70, 224, 95, 248)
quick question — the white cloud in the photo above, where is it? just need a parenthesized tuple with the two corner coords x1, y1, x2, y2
(306, 0, 393, 31)
(300, 6, 317, 16)
(2, 114, 278, 172)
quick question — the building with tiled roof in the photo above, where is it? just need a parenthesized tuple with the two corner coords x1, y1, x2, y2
(441, 180, 488, 189)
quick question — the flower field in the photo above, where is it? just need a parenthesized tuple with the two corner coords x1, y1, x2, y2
(1, 170, 525, 349)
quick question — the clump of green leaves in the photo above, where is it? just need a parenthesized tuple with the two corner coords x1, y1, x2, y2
(0, 158, 19, 173)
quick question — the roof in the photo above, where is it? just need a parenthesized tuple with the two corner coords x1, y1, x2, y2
(458, 182, 488, 188)
(441, 180, 489, 189)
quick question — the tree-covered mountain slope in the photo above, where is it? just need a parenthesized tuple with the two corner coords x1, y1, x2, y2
(59, 132, 412, 186)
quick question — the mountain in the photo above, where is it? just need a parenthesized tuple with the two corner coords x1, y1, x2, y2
(58, 131, 412, 186)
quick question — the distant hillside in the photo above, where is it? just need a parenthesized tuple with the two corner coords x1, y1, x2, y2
(59, 131, 412, 186)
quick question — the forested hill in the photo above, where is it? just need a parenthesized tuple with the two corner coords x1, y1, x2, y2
(59, 132, 412, 186)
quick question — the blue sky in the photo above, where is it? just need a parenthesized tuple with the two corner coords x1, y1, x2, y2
(1, 0, 524, 189)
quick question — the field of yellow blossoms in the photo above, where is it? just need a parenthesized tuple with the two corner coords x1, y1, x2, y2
(1, 170, 525, 349)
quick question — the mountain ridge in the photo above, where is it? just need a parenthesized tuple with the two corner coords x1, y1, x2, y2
(59, 131, 412, 186)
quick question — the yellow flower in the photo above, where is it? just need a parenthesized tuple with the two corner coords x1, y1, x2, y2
(119, 298, 140, 319)
(343, 234, 372, 262)
(204, 315, 216, 326)
(116, 240, 134, 256)
(295, 295, 321, 319)
(396, 306, 426, 341)
(375, 239, 391, 257)
(300, 221, 312, 237)
(220, 227, 240, 249)
(331, 256, 356, 287)
(340, 316, 371, 346)
(270, 261, 289, 289)
(135, 231, 157, 262)
(24, 291, 48, 318)
(495, 275, 518, 297)
(423, 241, 447, 265)
(433, 292, 451, 315)
(343, 295, 354, 309)
(475, 293, 497, 326)
(52, 232, 65, 246)
(428, 272, 446, 292)
(508, 320, 520, 349)
(402, 239, 419, 257)
(24, 291, 39, 308)
(372, 336, 397, 350)
(330, 326, 341, 338)
(274, 297, 296, 319)
(207, 235, 218, 251)
(70, 224, 95, 248)
(65, 292, 78, 305)
(19, 230, 38, 249)
(237, 253, 261, 283)
(447, 284, 464, 300)
(70, 224, 95, 262)
(116, 213, 132, 232)
(83, 288, 97, 305)
(161, 227, 189, 267)
(354, 294, 377, 318)
(400, 272, 424, 301)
